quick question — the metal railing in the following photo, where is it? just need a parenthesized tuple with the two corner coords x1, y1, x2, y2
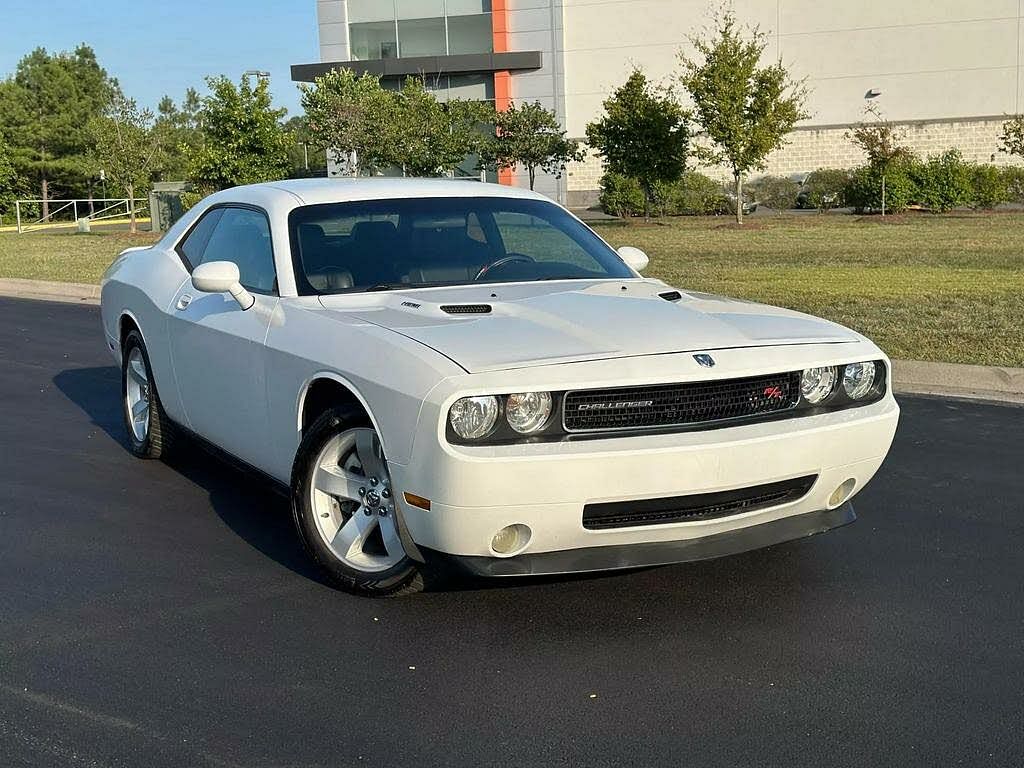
(13, 198, 149, 233)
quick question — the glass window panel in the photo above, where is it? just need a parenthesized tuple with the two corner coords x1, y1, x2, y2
(396, 0, 444, 17)
(445, 0, 491, 15)
(202, 208, 276, 293)
(446, 13, 493, 55)
(347, 0, 395, 23)
(350, 20, 398, 60)
(448, 73, 493, 100)
(397, 16, 446, 57)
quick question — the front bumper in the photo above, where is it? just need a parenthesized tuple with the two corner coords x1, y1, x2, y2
(389, 393, 899, 569)
(425, 503, 855, 577)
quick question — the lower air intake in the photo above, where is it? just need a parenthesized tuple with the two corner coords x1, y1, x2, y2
(582, 475, 817, 529)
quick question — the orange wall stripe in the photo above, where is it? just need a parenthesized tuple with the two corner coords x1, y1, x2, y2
(493, 0, 513, 183)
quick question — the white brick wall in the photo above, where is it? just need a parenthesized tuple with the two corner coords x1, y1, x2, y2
(566, 116, 1024, 202)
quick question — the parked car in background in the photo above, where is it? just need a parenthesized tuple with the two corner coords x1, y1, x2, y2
(101, 179, 899, 596)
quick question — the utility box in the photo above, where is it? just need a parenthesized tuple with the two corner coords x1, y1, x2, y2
(149, 182, 192, 232)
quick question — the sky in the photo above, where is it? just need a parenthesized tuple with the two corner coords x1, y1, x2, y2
(0, 0, 319, 116)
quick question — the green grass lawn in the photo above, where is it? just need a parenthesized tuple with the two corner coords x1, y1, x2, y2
(0, 230, 159, 284)
(592, 213, 1024, 367)
(1, 213, 1021, 366)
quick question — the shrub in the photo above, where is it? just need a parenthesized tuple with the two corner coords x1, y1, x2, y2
(598, 172, 645, 217)
(747, 175, 799, 210)
(969, 164, 1007, 210)
(800, 168, 850, 211)
(845, 158, 918, 213)
(913, 149, 973, 212)
(1001, 166, 1024, 203)
(667, 171, 730, 215)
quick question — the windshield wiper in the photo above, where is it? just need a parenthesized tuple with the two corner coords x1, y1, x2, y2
(533, 275, 583, 282)
(363, 283, 405, 292)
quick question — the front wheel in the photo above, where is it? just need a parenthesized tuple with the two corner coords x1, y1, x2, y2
(291, 407, 423, 597)
(121, 330, 173, 459)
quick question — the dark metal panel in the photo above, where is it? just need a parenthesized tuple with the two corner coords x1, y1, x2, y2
(291, 51, 543, 81)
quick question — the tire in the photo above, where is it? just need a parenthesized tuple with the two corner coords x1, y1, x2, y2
(291, 406, 423, 597)
(121, 329, 174, 459)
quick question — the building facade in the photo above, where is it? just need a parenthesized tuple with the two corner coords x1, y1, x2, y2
(293, 1, 1024, 206)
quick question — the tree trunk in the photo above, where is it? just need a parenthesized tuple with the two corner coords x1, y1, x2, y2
(41, 178, 49, 220)
(881, 173, 887, 217)
(734, 172, 743, 226)
(127, 183, 137, 234)
(528, 166, 535, 190)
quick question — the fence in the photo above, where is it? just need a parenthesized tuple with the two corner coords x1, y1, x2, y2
(13, 198, 150, 233)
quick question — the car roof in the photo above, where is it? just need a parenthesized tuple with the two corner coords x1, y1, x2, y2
(212, 177, 552, 208)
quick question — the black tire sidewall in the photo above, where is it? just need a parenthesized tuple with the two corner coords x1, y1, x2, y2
(121, 330, 155, 457)
(291, 407, 420, 596)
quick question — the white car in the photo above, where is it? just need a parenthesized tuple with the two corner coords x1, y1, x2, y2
(101, 179, 899, 596)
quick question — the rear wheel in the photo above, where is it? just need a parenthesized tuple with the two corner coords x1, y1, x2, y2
(121, 330, 173, 459)
(291, 407, 423, 597)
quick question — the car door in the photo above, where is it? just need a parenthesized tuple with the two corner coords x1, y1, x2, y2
(167, 205, 279, 471)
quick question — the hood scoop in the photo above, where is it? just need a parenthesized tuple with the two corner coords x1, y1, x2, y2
(440, 304, 492, 315)
(659, 290, 682, 302)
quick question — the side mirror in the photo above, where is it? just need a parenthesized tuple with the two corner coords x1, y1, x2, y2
(191, 261, 255, 310)
(617, 246, 649, 273)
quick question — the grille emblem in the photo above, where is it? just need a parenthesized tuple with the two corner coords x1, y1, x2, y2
(693, 353, 715, 368)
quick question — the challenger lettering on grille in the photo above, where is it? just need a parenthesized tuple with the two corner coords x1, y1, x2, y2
(564, 371, 801, 432)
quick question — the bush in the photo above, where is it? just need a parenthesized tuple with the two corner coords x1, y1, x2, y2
(969, 164, 1007, 210)
(747, 175, 799, 210)
(845, 158, 918, 213)
(667, 171, 729, 215)
(913, 149, 973, 212)
(1001, 166, 1024, 203)
(598, 172, 645, 217)
(799, 168, 850, 211)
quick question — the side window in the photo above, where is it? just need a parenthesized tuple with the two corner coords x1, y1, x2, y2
(200, 207, 277, 294)
(177, 208, 224, 269)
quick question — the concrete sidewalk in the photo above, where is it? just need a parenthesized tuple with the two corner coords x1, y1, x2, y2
(1, 276, 1021, 404)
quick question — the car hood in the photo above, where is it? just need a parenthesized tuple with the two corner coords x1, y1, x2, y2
(317, 279, 859, 373)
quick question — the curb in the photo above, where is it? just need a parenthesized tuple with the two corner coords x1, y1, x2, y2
(891, 359, 1024, 405)
(0, 278, 100, 305)
(0, 277, 1021, 404)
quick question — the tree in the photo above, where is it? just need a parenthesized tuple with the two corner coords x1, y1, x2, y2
(186, 75, 292, 191)
(0, 137, 22, 224)
(847, 104, 914, 216)
(998, 115, 1024, 159)
(153, 88, 202, 180)
(482, 100, 583, 190)
(585, 70, 689, 220)
(0, 45, 118, 216)
(283, 115, 326, 177)
(384, 77, 492, 177)
(679, 9, 809, 224)
(87, 94, 164, 233)
(300, 69, 393, 175)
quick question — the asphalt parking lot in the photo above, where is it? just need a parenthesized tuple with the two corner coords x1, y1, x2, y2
(1, 295, 1022, 767)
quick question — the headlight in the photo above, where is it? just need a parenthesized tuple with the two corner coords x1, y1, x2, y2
(843, 361, 877, 399)
(505, 391, 553, 434)
(801, 366, 837, 404)
(448, 395, 499, 440)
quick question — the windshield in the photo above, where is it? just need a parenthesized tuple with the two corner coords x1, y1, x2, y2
(287, 196, 634, 294)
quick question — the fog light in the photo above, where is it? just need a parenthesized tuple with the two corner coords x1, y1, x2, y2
(829, 478, 856, 508)
(490, 524, 531, 555)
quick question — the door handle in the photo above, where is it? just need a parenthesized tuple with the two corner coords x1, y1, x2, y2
(176, 293, 193, 310)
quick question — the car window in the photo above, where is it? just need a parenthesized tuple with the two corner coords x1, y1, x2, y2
(491, 211, 606, 272)
(287, 197, 633, 294)
(177, 208, 224, 269)
(200, 207, 277, 294)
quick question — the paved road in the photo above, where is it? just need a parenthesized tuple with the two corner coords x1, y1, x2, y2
(1, 296, 1022, 768)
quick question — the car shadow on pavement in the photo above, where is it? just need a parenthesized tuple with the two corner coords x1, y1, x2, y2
(53, 365, 331, 588)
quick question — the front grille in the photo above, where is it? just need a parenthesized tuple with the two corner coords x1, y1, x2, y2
(563, 371, 801, 433)
(583, 475, 817, 530)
